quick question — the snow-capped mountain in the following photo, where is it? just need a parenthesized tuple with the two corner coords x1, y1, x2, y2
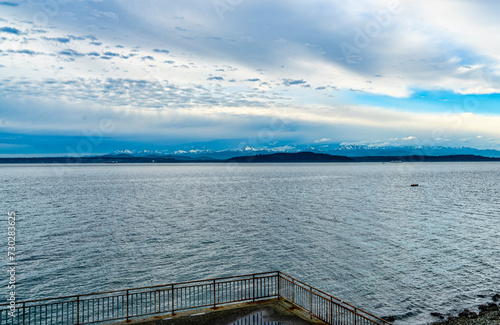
(111, 145, 500, 159)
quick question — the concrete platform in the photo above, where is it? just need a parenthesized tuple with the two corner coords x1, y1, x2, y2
(120, 298, 328, 325)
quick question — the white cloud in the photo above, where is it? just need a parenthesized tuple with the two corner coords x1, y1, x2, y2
(2, 0, 500, 152)
(4, 1, 500, 97)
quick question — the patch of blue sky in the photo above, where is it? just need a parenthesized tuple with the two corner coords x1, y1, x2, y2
(349, 89, 500, 114)
(0, 132, 143, 156)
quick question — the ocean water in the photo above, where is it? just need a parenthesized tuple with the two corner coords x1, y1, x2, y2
(1, 162, 499, 324)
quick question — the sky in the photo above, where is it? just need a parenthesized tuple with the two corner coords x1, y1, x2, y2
(1, 0, 500, 156)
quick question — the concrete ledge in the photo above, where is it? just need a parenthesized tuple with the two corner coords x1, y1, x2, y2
(110, 298, 328, 325)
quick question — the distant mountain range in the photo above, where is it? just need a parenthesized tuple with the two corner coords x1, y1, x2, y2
(111, 145, 500, 159)
(1, 151, 500, 163)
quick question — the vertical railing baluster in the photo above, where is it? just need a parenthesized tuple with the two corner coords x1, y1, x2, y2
(213, 279, 217, 308)
(277, 272, 281, 298)
(157, 290, 160, 314)
(171, 284, 175, 315)
(329, 298, 333, 325)
(126, 290, 129, 322)
(76, 296, 80, 325)
(330, 298, 334, 325)
(252, 274, 256, 302)
(309, 285, 313, 319)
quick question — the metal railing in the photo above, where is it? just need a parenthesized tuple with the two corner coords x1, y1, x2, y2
(0, 271, 392, 325)
(279, 273, 391, 325)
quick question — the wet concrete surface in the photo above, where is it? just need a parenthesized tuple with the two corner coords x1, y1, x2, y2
(136, 300, 320, 325)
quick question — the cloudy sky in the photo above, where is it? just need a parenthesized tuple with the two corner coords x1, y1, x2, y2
(1, 0, 500, 156)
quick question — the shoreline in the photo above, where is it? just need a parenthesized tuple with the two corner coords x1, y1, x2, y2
(430, 295, 500, 324)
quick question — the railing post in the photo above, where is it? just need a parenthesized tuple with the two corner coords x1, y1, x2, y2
(291, 278, 295, 303)
(126, 290, 129, 322)
(330, 297, 333, 325)
(213, 279, 217, 308)
(309, 285, 313, 319)
(252, 274, 256, 302)
(171, 284, 175, 315)
(76, 296, 80, 325)
(354, 307, 357, 325)
(277, 272, 281, 298)
(22, 302, 25, 325)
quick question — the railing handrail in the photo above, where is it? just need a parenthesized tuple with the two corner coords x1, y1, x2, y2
(0, 271, 280, 306)
(0, 271, 391, 325)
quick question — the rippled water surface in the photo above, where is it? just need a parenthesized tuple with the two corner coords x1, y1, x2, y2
(1, 163, 499, 324)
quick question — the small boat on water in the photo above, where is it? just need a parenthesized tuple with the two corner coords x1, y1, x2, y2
(411, 184, 419, 187)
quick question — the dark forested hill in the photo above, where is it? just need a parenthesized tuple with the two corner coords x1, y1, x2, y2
(226, 152, 355, 163)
